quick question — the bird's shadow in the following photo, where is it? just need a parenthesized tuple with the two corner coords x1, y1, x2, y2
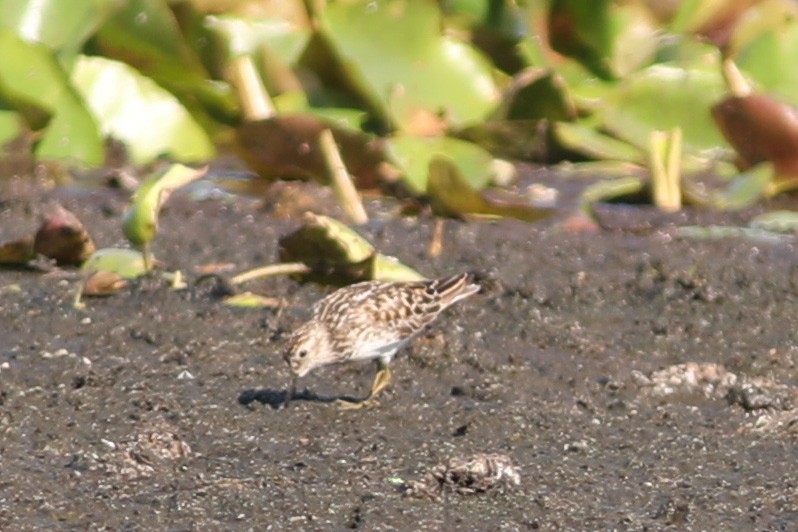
(238, 388, 362, 409)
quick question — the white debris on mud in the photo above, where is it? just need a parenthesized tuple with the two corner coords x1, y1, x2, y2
(633, 362, 798, 434)
(99, 418, 192, 480)
(632, 362, 737, 399)
(403, 453, 521, 501)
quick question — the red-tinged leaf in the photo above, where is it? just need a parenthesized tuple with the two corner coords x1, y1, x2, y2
(33, 204, 95, 266)
(711, 93, 798, 181)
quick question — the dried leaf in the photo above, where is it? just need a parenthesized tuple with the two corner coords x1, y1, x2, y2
(236, 115, 389, 190)
(83, 270, 128, 296)
(33, 204, 95, 266)
(711, 93, 798, 191)
(278, 213, 423, 285)
(0, 236, 35, 265)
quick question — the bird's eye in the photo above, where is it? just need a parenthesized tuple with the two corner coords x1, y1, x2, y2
(298, 349, 308, 358)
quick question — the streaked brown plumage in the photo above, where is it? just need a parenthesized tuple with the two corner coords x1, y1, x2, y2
(284, 273, 480, 408)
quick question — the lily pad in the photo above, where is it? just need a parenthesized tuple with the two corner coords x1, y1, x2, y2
(386, 135, 500, 194)
(553, 120, 644, 163)
(0, 30, 103, 164)
(498, 69, 576, 122)
(456, 119, 547, 161)
(71, 56, 215, 164)
(580, 176, 645, 214)
(317, 0, 499, 131)
(92, 0, 236, 120)
(600, 61, 728, 154)
(735, 4, 798, 107)
(204, 12, 312, 63)
(0, 0, 116, 60)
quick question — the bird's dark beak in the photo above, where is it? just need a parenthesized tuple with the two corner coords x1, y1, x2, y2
(284, 376, 297, 408)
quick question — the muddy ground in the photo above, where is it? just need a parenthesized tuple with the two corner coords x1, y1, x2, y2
(1, 170, 798, 530)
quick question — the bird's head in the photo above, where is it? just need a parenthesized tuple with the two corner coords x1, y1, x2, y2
(283, 320, 333, 378)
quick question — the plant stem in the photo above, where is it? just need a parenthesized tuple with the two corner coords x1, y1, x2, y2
(231, 262, 311, 286)
(319, 128, 368, 225)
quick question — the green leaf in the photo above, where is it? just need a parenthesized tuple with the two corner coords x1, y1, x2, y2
(547, 0, 615, 79)
(386, 135, 500, 194)
(737, 14, 798, 108)
(749, 210, 798, 233)
(71, 55, 215, 164)
(0, 0, 117, 59)
(319, 0, 499, 131)
(0, 104, 21, 145)
(553, 120, 644, 163)
(272, 92, 368, 129)
(81, 248, 148, 279)
(580, 176, 644, 214)
(600, 61, 729, 154)
(278, 213, 424, 285)
(0, 30, 103, 164)
(427, 156, 555, 222)
(205, 13, 312, 62)
(123, 164, 208, 248)
(713, 163, 773, 210)
(93, 0, 236, 122)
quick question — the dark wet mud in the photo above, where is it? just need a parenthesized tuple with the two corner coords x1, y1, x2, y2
(2, 175, 798, 530)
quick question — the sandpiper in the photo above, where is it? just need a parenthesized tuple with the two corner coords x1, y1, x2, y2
(283, 273, 480, 409)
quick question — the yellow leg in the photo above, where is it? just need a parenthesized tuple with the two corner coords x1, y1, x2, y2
(337, 363, 392, 410)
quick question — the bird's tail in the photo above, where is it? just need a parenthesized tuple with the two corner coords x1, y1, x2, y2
(429, 273, 480, 308)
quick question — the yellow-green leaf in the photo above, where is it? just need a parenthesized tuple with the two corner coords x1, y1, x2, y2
(71, 56, 215, 164)
(81, 248, 148, 279)
(427, 157, 555, 223)
(122, 164, 208, 247)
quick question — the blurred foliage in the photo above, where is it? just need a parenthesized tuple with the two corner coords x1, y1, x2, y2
(2, 0, 798, 211)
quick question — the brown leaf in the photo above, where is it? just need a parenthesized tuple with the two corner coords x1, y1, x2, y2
(236, 115, 389, 190)
(33, 204, 95, 266)
(711, 94, 798, 184)
(83, 270, 128, 296)
(692, 0, 760, 51)
(0, 236, 35, 265)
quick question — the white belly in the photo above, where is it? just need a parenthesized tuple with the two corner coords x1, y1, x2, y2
(349, 337, 411, 364)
